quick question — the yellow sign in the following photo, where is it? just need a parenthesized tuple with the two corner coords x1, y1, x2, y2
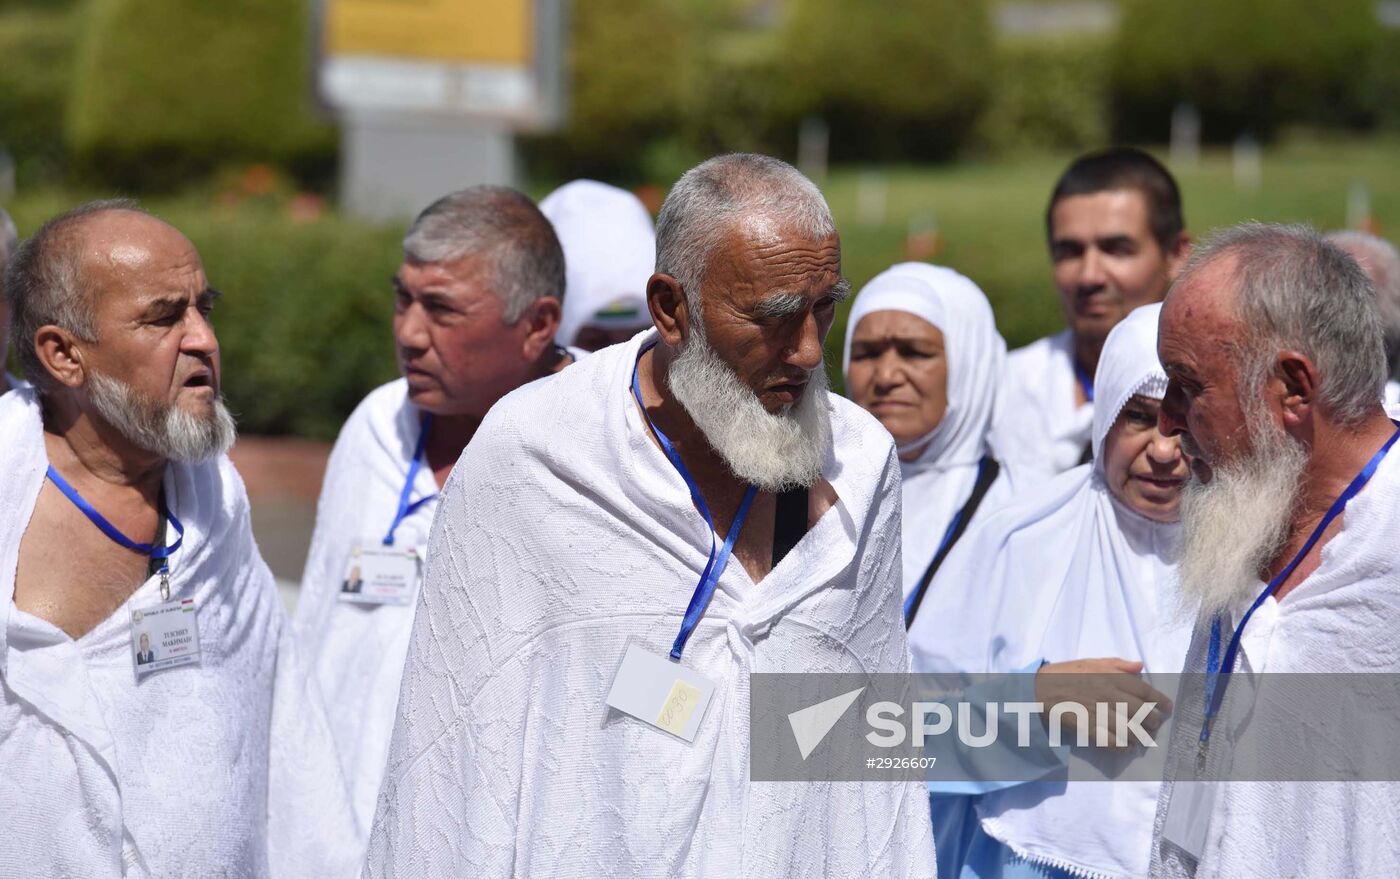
(325, 0, 531, 66)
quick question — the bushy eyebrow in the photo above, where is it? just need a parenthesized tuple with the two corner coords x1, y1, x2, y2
(753, 279, 852, 320)
(754, 291, 808, 320)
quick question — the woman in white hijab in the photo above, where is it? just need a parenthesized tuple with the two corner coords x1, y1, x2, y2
(843, 261, 1021, 625)
(539, 180, 656, 351)
(910, 302, 1193, 879)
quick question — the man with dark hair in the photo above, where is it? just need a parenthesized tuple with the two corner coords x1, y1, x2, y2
(295, 184, 579, 846)
(1000, 147, 1191, 476)
(1, 206, 20, 393)
(0, 201, 357, 875)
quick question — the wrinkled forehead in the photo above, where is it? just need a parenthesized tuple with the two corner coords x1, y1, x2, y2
(710, 215, 841, 295)
(79, 215, 207, 313)
(1159, 257, 1240, 360)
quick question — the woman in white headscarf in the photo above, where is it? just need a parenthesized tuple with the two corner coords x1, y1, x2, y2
(539, 180, 656, 351)
(843, 262, 1022, 625)
(910, 303, 1194, 879)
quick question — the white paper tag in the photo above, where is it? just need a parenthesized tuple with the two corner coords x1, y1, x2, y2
(337, 544, 420, 606)
(1161, 779, 1217, 861)
(130, 598, 201, 680)
(604, 642, 716, 743)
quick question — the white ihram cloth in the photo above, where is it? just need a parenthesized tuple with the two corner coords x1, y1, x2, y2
(1002, 329, 1094, 477)
(3, 371, 26, 393)
(539, 179, 656, 347)
(1151, 437, 1400, 877)
(365, 329, 935, 878)
(0, 388, 359, 878)
(912, 304, 1195, 878)
(842, 261, 1020, 601)
(294, 378, 440, 836)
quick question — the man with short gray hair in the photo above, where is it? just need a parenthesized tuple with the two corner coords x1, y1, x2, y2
(0, 201, 357, 875)
(1324, 229, 1400, 404)
(365, 154, 934, 877)
(1, 206, 20, 393)
(1151, 222, 1400, 877)
(294, 184, 577, 845)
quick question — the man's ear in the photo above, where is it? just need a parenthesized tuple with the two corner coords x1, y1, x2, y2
(1166, 232, 1192, 279)
(521, 296, 563, 361)
(33, 325, 89, 389)
(647, 272, 690, 348)
(1275, 349, 1318, 429)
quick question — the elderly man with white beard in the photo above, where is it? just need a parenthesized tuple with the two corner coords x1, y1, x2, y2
(1149, 222, 1400, 877)
(364, 154, 935, 878)
(0, 201, 357, 876)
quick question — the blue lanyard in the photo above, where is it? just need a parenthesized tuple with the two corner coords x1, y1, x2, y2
(1200, 424, 1400, 755)
(903, 456, 990, 623)
(384, 413, 438, 546)
(1074, 360, 1095, 403)
(46, 465, 184, 572)
(631, 344, 758, 660)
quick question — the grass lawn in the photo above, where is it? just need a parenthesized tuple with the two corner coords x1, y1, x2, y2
(4, 133, 1399, 434)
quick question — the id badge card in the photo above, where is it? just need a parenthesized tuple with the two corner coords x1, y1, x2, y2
(130, 597, 201, 680)
(605, 640, 717, 743)
(338, 544, 420, 606)
(1161, 765, 1218, 861)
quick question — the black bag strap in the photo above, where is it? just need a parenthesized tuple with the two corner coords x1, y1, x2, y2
(904, 456, 1002, 629)
(772, 486, 809, 568)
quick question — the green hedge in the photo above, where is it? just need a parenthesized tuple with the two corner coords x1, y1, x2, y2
(522, 0, 692, 182)
(976, 36, 1110, 155)
(780, 0, 994, 161)
(0, 5, 78, 179)
(67, 0, 334, 188)
(194, 208, 401, 439)
(1110, 0, 1380, 142)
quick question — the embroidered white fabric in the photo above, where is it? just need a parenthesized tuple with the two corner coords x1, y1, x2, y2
(364, 330, 936, 878)
(0, 387, 360, 878)
(294, 378, 441, 837)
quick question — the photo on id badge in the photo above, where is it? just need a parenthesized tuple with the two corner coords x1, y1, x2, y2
(603, 636, 718, 744)
(338, 544, 421, 606)
(130, 598, 201, 681)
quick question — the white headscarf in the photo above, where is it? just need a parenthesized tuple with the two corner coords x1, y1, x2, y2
(842, 262, 1016, 599)
(539, 180, 656, 347)
(909, 302, 1193, 878)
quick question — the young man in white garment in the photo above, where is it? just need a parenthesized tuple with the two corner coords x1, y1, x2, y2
(365, 154, 936, 878)
(1323, 230, 1400, 405)
(1, 206, 23, 393)
(1001, 147, 1190, 476)
(0, 201, 357, 876)
(294, 185, 576, 838)
(1151, 223, 1400, 877)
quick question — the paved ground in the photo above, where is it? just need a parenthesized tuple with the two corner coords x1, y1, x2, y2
(227, 435, 332, 614)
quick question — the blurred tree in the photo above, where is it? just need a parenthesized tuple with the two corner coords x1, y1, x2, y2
(976, 36, 1110, 155)
(780, 0, 993, 161)
(523, 0, 692, 182)
(0, 3, 77, 181)
(67, 0, 334, 189)
(1111, 0, 1381, 142)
